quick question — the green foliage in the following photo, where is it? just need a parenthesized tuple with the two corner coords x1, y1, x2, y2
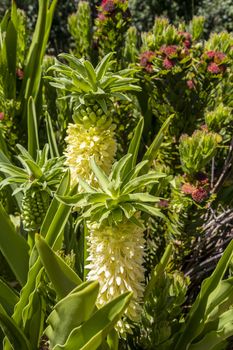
(179, 129, 221, 174)
(68, 1, 92, 59)
(48, 52, 141, 127)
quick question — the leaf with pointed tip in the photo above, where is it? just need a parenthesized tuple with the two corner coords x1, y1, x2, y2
(90, 158, 111, 196)
(142, 115, 173, 173)
(56, 193, 88, 206)
(0, 203, 29, 286)
(0, 304, 31, 350)
(134, 203, 165, 219)
(126, 118, 144, 173)
(110, 154, 132, 188)
(121, 173, 165, 194)
(84, 60, 97, 88)
(0, 163, 27, 178)
(45, 281, 99, 348)
(119, 203, 136, 219)
(51, 291, 132, 350)
(35, 234, 82, 299)
(96, 52, 115, 80)
(58, 53, 87, 77)
(0, 278, 19, 316)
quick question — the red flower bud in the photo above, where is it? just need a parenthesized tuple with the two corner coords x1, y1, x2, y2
(160, 45, 178, 58)
(207, 62, 221, 74)
(191, 187, 208, 203)
(186, 79, 195, 89)
(163, 57, 175, 69)
(0, 112, 4, 121)
(181, 183, 196, 195)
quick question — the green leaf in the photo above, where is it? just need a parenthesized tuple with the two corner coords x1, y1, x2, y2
(189, 309, 233, 350)
(134, 203, 165, 219)
(56, 193, 88, 206)
(35, 234, 82, 299)
(119, 203, 136, 219)
(110, 154, 132, 188)
(27, 96, 39, 160)
(0, 278, 19, 316)
(52, 291, 132, 350)
(142, 115, 173, 173)
(0, 304, 31, 350)
(96, 52, 114, 80)
(124, 117, 144, 175)
(45, 112, 60, 158)
(121, 173, 165, 194)
(174, 239, 233, 350)
(40, 170, 71, 238)
(0, 163, 27, 178)
(0, 203, 29, 286)
(84, 60, 97, 88)
(45, 281, 99, 348)
(90, 158, 111, 196)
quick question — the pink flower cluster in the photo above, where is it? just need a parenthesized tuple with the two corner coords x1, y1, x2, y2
(179, 31, 192, 49)
(181, 172, 209, 203)
(98, 0, 126, 20)
(139, 51, 156, 73)
(204, 50, 227, 74)
(181, 183, 208, 203)
(160, 45, 178, 70)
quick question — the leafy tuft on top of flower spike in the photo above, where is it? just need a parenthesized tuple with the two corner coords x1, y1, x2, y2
(57, 118, 167, 227)
(47, 52, 141, 117)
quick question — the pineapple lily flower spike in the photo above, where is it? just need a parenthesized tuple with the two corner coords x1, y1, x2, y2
(47, 53, 141, 186)
(57, 118, 168, 335)
(0, 144, 65, 231)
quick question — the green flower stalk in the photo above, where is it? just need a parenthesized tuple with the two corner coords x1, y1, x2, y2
(48, 52, 141, 186)
(0, 144, 64, 231)
(58, 119, 166, 334)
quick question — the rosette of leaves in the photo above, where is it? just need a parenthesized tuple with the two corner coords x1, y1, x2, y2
(57, 119, 167, 334)
(94, 0, 131, 62)
(0, 144, 64, 232)
(48, 52, 141, 186)
(179, 129, 221, 174)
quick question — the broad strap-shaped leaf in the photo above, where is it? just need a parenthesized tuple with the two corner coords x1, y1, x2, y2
(51, 291, 132, 350)
(45, 281, 99, 348)
(174, 239, 233, 350)
(0, 278, 19, 316)
(35, 234, 82, 299)
(0, 304, 31, 350)
(0, 203, 29, 286)
(189, 309, 233, 350)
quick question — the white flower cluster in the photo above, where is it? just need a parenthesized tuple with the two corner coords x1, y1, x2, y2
(64, 123, 117, 186)
(86, 218, 145, 333)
